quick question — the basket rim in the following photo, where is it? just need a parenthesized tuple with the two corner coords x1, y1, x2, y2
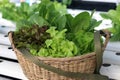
(37, 52, 96, 61)
(16, 48, 95, 61)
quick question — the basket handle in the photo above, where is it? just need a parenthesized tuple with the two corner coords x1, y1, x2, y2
(19, 48, 109, 80)
(94, 30, 111, 74)
(8, 31, 109, 80)
(100, 29, 111, 50)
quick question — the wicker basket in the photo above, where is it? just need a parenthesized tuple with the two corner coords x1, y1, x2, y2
(8, 31, 110, 80)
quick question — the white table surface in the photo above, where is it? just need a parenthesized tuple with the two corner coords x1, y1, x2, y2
(0, 59, 28, 80)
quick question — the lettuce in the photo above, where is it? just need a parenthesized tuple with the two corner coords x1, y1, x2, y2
(100, 5, 120, 41)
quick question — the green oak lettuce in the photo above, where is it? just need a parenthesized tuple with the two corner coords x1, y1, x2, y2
(30, 27, 78, 57)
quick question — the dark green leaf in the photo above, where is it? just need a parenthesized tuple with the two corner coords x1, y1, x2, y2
(65, 14, 74, 32)
(28, 13, 48, 27)
(72, 12, 91, 32)
(100, 13, 111, 19)
(88, 19, 102, 32)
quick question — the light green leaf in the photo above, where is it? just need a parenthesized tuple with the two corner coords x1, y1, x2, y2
(28, 13, 48, 27)
(45, 39, 53, 48)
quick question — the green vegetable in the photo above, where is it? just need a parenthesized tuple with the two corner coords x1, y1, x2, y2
(100, 5, 120, 41)
(65, 11, 102, 54)
(0, 0, 17, 21)
(37, 0, 67, 30)
(2, 0, 102, 57)
(13, 25, 50, 49)
(0, 0, 68, 31)
(0, 1, 39, 31)
(62, 0, 72, 5)
(30, 27, 78, 57)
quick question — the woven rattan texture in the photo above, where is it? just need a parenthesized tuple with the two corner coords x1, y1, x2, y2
(9, 32, 96, 80)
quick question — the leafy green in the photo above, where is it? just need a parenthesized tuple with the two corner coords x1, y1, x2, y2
(0, 1, 40, 31)
(38, 0, 67, 30)
(65, 11, 102, 33)
(89, 19, 102, 32)
(0, 0, 17, 21)
(28, 13, 49, 27)
(62, 0, 72, 6)
(1, 0, 102, 57)
(100, 5, 120, 41)
(13, 25, 50, 49)
(30, 27, 78, 57)
(73, 31, 94, 54)
(72, 12, 91, 32)
(65, 11, 102, 54)
(0, 0, 68, 31)
(53, 1, 67, 15)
